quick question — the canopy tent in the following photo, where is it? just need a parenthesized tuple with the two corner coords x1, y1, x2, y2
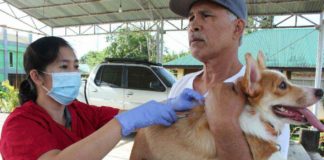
(1, 0, 323, 28)
(0, 0, 321, 36)
(0, 0, 324, 115)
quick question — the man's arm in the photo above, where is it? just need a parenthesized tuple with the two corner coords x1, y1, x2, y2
(205, 83, 252, 160)
(210, 119, 252, 160)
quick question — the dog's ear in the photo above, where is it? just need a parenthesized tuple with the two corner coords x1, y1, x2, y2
(241, 53, 261, 96)
(257, 51, 266, 70)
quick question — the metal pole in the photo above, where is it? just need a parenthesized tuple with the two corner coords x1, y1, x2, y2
(3, 28, 8, 81)
(29, 33, 33, 44)
(15, 31, 18, 88)
(313, 11, 324, 117)
(156, 22, 160, 63)
(160, 21, 164, 64)
(156, 20, 164, 63)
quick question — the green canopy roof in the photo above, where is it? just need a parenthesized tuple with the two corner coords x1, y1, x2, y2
(164, 54, 203, 67)
(164, 28, 319, 68)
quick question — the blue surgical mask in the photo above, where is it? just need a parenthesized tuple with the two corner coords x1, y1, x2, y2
(42, 72, 81, 105)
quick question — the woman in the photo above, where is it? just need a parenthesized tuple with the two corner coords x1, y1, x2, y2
(0, 36, 204, 159)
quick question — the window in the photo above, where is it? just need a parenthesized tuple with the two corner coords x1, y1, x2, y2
(9, 52, 13, 67)
(94, 65, 123, 88)
(127, 66, 165, 91)
(152, 67, 176, 87)
(94, 66, 103, 86)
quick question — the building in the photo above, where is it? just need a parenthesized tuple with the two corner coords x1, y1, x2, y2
(0, 28, 31, 88)
(164, 28, 321, 81)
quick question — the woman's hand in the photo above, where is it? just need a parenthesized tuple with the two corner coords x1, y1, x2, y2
(167, 88, 205, 111)
(115, 88, 204, 136)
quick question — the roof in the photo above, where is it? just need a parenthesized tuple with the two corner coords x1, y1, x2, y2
(164, 28, 319, 69)
(164, 54, 202, 67)
(4, 0, 324, 28)
(239, 28, 319, 68)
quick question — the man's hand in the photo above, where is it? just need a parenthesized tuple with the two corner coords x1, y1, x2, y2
(205, 82, 246, 129)
(205, 82, 252, 160)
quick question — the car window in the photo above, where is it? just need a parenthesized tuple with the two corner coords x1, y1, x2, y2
(127, 66, 165, 91)
(151, 67, 176, 87)
(94, 65, 123, 88)
(94, 66, 103, 86)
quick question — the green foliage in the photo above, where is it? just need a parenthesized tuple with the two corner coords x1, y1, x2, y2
(163, 51, 190, 63)
(319, 131, 324, 156)
(0, 80, 19, 112)
(104, 28, 157, 61)
(258, 16, 274, 28)
(290, 122, 324, 156)
(245, 17, 256, 34)
(80, 51, 107, 69)
(80, 28, 158, 68)
(245, 16, 274, 34)
(290, 124, 310, 142)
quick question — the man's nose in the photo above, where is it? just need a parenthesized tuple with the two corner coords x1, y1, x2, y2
(190, 25, 201, 32)
(188, 19, 202, 32)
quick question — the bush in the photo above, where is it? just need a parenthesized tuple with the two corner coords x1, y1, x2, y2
(0, 80, 19, 112)
(291, 121, 324, 156)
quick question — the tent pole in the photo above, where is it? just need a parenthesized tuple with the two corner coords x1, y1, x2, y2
(313, 11, 324, 119)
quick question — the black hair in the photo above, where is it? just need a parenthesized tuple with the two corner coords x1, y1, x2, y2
(19, 36, 73, 105)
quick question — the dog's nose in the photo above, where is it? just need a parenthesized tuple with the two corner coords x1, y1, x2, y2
(315, 89, 323, 98)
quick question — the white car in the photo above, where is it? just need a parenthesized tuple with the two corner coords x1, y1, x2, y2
(77, 59, 176, 110)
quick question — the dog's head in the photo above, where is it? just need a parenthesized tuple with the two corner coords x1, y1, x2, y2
(238, 51, 324, 131)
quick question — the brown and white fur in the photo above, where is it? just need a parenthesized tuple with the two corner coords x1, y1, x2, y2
(130, 52, 324, 160)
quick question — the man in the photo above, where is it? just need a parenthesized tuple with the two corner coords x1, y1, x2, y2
(168, 0, 290, 159)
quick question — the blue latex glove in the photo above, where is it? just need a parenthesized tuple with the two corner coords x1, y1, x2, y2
(167, 88, 205, 111)
(115, 88, 204, 136)
(115, 100, 176, 136)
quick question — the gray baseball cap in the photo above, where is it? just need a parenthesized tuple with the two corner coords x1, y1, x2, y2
(169, 0, 247, 21)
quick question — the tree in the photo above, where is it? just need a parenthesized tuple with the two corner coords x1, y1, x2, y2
(0, 80, 19, 112)
(104, 28, 157, 62)
(80, 28, 158, 68)
(245, 16, 274, 34)
(245, 17, 257, 34)
(163, 51, 190, 63)
(80, 50, 106, 68)
(258, 16, 274, 28)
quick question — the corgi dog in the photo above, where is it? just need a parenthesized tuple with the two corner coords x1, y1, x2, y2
(130, 52, 324, 160)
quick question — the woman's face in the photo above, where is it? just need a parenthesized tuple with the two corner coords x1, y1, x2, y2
(42, 46, 79, 90)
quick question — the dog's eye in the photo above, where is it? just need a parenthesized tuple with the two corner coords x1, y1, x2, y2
(278, 81, 287, 90)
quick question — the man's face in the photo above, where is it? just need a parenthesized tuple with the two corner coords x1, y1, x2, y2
(187, 1, 240, 62)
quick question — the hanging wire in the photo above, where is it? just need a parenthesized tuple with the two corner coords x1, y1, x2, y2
(118, 0, 122, 13)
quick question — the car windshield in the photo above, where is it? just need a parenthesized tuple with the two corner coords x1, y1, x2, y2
(152, 67, 176, 87)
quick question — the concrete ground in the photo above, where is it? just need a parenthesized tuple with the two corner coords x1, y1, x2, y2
(0, 113, 133, 160)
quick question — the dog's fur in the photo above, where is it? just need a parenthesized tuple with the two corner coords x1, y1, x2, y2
(130, 52, 323, 160)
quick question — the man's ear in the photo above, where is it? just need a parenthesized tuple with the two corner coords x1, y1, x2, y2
(241, 53, 261, 96)
(29, 70, 44, 86)
(233, 19, 245, 39)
